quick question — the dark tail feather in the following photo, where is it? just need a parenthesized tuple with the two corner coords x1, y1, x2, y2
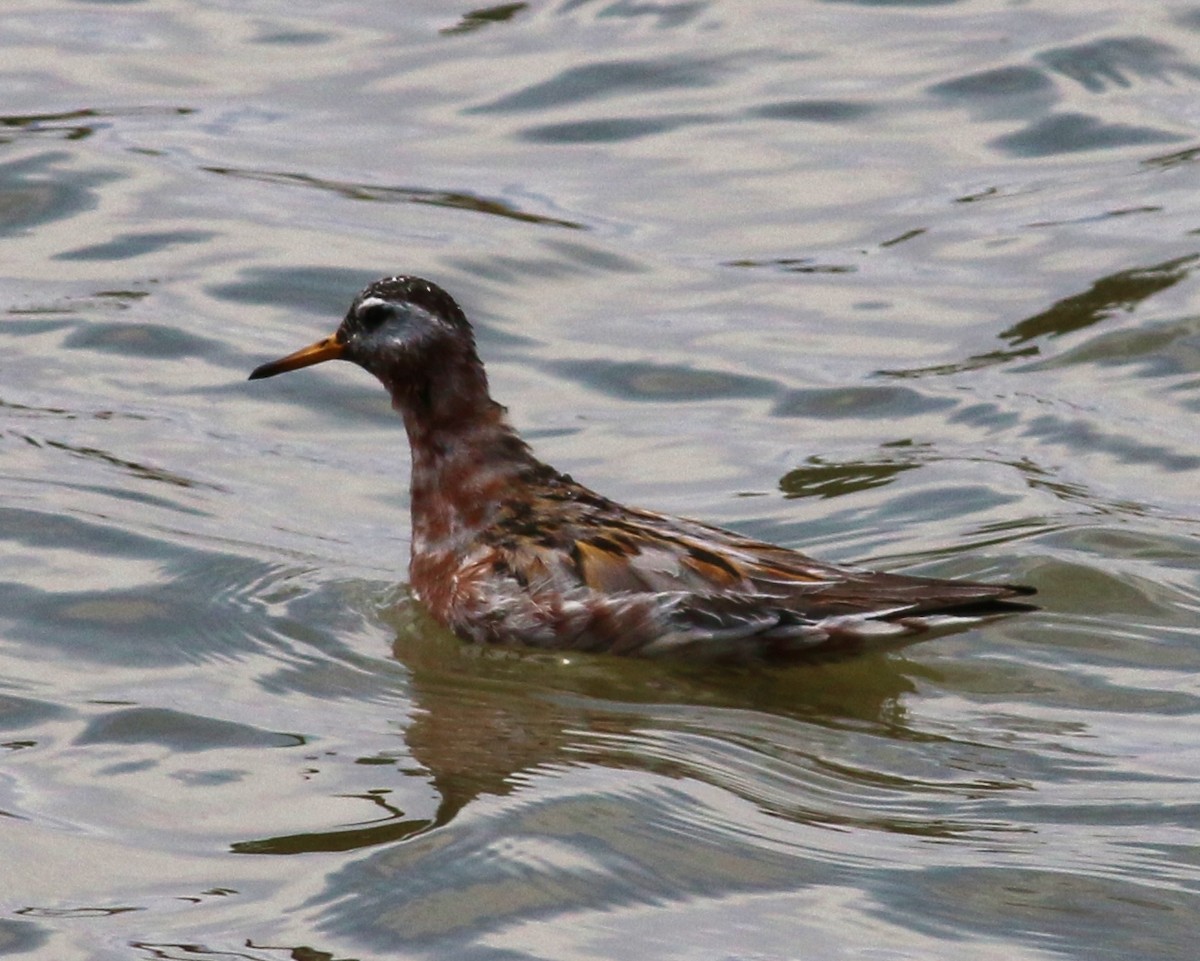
(885, 583, 1038, 621)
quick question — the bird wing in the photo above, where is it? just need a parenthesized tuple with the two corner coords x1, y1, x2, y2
(483, 491, 1032, 657)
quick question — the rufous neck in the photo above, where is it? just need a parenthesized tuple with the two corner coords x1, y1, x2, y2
(399, 385, 538, 555)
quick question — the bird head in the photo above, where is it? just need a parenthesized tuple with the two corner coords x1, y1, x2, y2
(249, 276, 484, 411)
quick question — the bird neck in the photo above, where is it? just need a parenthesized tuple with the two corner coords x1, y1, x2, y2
(396, 366, 539, 556)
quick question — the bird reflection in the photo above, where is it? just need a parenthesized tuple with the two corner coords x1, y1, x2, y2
(388, 600, 924, 829)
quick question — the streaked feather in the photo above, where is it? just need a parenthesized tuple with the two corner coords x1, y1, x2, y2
(250, 276, 1037, 660)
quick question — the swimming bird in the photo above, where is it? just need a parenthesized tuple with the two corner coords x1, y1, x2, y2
(249, 276, 1035, 659)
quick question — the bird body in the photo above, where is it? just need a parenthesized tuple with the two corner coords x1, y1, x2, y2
(250, 277, 1035, 659)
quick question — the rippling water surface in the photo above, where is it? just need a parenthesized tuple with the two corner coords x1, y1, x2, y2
(3, 2, 1200, 959)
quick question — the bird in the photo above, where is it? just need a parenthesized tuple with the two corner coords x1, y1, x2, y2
(249, 276, 1036, 660)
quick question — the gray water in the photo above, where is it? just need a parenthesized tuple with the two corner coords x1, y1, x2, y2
(3, 1, 1200, 959)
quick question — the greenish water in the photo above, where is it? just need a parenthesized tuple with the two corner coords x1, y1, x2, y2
(2, 2, 1200, 959)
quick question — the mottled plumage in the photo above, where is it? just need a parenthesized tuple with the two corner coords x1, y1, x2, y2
(250, 276, 1035, 659)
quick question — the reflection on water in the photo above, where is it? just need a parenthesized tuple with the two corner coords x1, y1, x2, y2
(880, 254, 1200, 378)
(3, 1, 1200, 960)
(206, 166, 587, 230)
(1002, 254, 1199, 344)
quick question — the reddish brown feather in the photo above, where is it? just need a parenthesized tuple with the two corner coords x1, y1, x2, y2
(250, 276, 1037, 659)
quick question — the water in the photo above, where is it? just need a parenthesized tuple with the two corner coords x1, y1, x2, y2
(3, 1, 1200, 958)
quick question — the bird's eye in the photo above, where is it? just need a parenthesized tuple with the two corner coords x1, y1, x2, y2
(358, 302, 392, 330)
